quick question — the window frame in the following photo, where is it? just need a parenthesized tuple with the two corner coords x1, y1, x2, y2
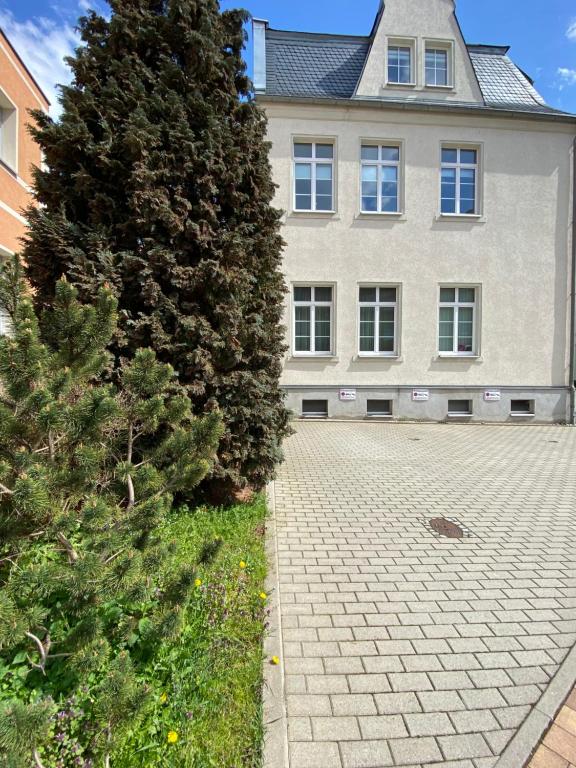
(357, 284, 399, 357)
(292, 139, 336, 214)
(440, 144, 481, 217)
(292, 284, 335, 357)
(424, 40, 454, 89)
(386, 38, 416, 87)
(359, 142, 403, 215)
(0, 87, 18, 174)
(438, 285, 479, 357)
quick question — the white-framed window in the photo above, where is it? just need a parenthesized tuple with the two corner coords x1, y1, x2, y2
(425, 46, 451, 87)
(293, 285, 334, 355)
(0, 89, 18, 172)
(360, 144, 401, 214)
(439, 286, 477, 356)
(293, 141, 334, 212)
(358, 286, 398, 356)
(387, 40, 415, 85)
(441, 147, 479, 215)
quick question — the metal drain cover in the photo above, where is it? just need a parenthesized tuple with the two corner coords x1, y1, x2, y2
(429, 518, 464, 539)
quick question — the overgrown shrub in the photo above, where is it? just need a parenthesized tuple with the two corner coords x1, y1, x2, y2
(0, 257, 223, 767)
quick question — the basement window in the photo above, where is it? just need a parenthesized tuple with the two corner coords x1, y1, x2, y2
(448, 399, 472, 417)
(302, 399, 328, 418)
(511, 400, 534, 417)
(367, 399, 393, 417)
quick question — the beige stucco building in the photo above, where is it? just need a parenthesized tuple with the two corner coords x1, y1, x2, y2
(254, 0, 576, 424)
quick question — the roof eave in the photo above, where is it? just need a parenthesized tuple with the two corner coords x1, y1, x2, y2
(256, 93, 576, 124)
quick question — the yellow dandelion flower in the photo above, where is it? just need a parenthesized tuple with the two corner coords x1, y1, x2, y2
(259, 592, 267, 600)
(239, 561, 246, 569)
(270, 656, 280, 666)
(195, 578, 202, 587)
(159, 692, 167, 704)
(167, 730, 179, 744)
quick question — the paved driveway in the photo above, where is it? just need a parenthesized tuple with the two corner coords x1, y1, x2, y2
(268, 421, 576, 768)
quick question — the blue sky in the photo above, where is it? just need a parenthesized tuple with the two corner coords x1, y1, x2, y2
(1, 0, 575, 115)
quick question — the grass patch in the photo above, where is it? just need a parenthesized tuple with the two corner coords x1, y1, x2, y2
(114, 495, 267, 767)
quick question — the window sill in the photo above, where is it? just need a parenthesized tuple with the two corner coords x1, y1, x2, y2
(0, 157, 18, 178)
(289, 211, 338, 219)
(288, 355, 339, 362)
(385, 81, 417, 88)
(436, 214, 485, 223)
(447, 413, 473, 419)
(356, 212, 406, 221)
(510, 413, 535, 418)
(425, 84, 455, 91)
(436, 354, 482, 361)
(354, 354, 402, 362)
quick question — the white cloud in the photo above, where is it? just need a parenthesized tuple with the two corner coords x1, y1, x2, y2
(0, 5, 81, 117)
(557, 67, 576, 90)
(567, 20, 576, 41)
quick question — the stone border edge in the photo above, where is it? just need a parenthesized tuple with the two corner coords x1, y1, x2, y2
(262, 481, 289, 768)
(494, 642, 576, 768)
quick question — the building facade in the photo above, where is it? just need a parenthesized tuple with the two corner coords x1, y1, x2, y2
(253, 0, 576, 424)
(0, 27, 49, 332)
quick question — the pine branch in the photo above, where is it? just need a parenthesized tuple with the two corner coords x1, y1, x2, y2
(56, 532, 79, 563)
(25, 630, 51, 674)
(126, 423, 135, 510)
(0, 482, 13, 496)
(33, 750, 46, 768)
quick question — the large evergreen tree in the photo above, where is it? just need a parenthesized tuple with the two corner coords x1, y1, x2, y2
(24, 0, 289, 495)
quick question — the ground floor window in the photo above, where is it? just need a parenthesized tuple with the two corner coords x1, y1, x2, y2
(358, 286, 398, 355)
(293, 286, 333, 355)
(439, 286, 477, 355)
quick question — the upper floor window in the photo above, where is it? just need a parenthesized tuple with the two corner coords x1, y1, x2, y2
(441, 147, 479, 215)
(387, 45, 413, 85)
(293, 285, 333, 355)
(439, 286, 477, 356)
(293, 141, 334, 212)
(0, 90, 18, 173)
(360, 144, 401, 214)
(359, 286, 398, 356)
(426, 48, 449, 86)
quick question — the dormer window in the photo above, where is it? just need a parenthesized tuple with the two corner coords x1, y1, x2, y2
(386, 39, 415, 86)
(424, 41, 454, 88)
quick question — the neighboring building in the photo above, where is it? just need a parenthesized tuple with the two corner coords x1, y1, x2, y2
(0, 27, 49, 332)
(253, 0, 576, 424)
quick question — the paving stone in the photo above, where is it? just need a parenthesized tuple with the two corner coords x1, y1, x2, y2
(389, 737, 443, 765)
(288, 717, 312, 742)
(332, 694, 377, 716)
(307, 675, 350, 694)
(311, 716, 361, 741)
(450, 709, 500, 734)
(484, 728, 515, 753)
(287, 695, 332, 717)
(429, 671, 474, 690)
(290, 741, 342, 768)
(439, 734, 493, 760)
(358, 715, 409, 739)
(375, 692, 422, 714)
(348, 674, 391, 694)
(405, 712, 455, 736)
(418, 690, 467, 712)
(340, 740, 394, 768)
(461, 688, 507, 710)
(501, 683, 542, 706)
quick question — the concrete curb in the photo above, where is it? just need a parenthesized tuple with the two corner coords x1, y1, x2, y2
(262, 481, 289, 768)
(494, 642, 576, 768)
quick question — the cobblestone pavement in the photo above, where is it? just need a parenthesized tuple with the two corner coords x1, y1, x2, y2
(271, 421, 576, 768)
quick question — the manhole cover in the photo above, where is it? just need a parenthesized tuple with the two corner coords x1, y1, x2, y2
(429, 518, 464, 539)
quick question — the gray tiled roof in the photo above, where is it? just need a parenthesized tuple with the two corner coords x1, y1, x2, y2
(263, 29, 569, 117)
(265, 30, 369, 99)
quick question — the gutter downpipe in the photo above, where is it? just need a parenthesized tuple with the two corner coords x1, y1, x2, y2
(570, 137, 576, 425)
